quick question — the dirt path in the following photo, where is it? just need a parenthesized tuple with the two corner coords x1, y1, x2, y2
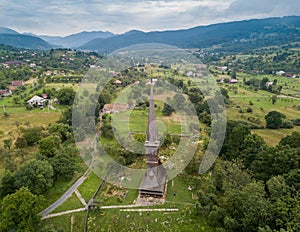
(42, 208, 86, 220)
(75, 189, 87, 207)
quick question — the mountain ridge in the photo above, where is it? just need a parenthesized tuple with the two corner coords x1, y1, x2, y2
(38, 31, 115, 48)
(1, 16, 300, 51)
(0, 34, 51, 49)
(0, 27, 19, 35)
(79, 16, 300, 52)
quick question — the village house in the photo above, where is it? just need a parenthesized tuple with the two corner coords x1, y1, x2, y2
(229, 79, 238, 84)
(4, 60, 25, 66)
(27, 95, 46, 108)
(185, 71, 194, 77)
(45, 70, 52, 76)
(102, 103, 129, 114)
(115, 79, 122, 85)
(0, 89, 12, 97)
(11, 80, 24, 87)
(276, 70, 285, 75)
(266, 82, 274, 87)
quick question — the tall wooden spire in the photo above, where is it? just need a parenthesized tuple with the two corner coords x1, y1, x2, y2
(145, 79, 160, 169)
(146, 79, 158, 143)
(139, 78, 167, 198)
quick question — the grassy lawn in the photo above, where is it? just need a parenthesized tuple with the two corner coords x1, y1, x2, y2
(166, 175, 197, 204)
(52, 193, 84, 214)
(112, 107, 182, 136)
(0, 106, 60, 143)
(252, 126, 300, 146)
(78, 172, 101, 202)
(221, 80, 300, 146)
(44, 174, 85, 207)
(39, 211, 86, 232)
(45, 82, 80, 91)
(88, 206, 210, 232)
(40, 174, 206, 231)
(231, 72, 300, 98)
(225, 83, 300, 124)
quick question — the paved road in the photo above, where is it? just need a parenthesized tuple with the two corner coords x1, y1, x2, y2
(39, 173, 89, 217)
(40, 129, 99, 217)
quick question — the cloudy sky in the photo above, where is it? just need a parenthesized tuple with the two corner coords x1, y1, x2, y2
(1, 0, 299, 36)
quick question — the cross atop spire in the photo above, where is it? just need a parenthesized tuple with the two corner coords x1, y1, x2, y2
(146, 79, 159, 144)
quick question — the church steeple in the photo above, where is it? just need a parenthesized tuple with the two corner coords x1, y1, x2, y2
(145, 79, 160, 169)
(139, 78, 167, 198)
(146, 79, 159, 143)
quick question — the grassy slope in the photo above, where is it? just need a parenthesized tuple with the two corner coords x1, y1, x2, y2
(40, 67, 300, 229)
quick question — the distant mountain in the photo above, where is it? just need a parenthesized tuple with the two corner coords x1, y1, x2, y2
(79, 16, 300, 53)
(0, 34, 51, 49)
(39, 31, 114, 48)
(0, 27, 19, 35)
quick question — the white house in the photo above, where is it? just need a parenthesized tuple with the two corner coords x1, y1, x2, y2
(0, 89, 12, 97)
(276, 71, 285, 75)
(27, 95, 46, 107)
(266, 82, 274, 87)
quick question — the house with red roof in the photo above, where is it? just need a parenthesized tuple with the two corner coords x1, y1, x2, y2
(229, 79, 238, 84)
(0, 89, 12, 97)
(11, 80, 24, 87)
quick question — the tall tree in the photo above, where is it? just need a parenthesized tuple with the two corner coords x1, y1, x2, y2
(265, 111, 286, 129)
(50, 154, 76, 180)
(38, 135, 61, 158)
(0, 187, 44, 232)
(14, 159, 53, 195)
(56, 87, 75, 105)
(162, 103, 175, 116)
(22, 127, 43, 146)
(0, 171, 16, 197)
(279, 132, 300, 148)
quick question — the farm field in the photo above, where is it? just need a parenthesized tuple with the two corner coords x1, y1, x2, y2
(253, 127, 300, 146)
(0, 106, 60, 143)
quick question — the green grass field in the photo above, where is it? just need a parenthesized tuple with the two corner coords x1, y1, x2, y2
(0, 106, 60, 143)
(252, 126, 300, 146)
(51, 193, 84, 214)
(44, 173, 86, 207)
(39, 211, 86, 232)
(40, 174, 209, 231)
(85, 175, 207, 231)
(78, 172, 101, 202)
(45, 82, 80, 91)
(112, 107, 182, 136)
(234, 72, 300, 98)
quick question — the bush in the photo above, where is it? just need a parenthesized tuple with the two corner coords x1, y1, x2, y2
(247, 107, 253, 113)
(292, 118, 300, 126)
(281, 120, 294, 129)
(265, 111, 286, 129)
